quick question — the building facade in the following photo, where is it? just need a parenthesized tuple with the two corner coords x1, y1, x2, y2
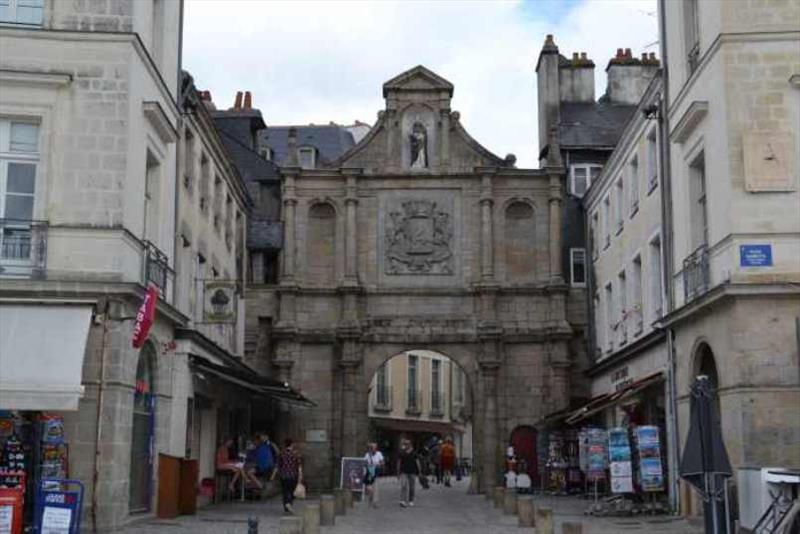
(659, 0, 800, 518)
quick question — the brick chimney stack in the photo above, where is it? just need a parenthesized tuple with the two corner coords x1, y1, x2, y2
(244, 91, 252, 109)
(606, 47, 660, 105)
(233, 91, 243, 110)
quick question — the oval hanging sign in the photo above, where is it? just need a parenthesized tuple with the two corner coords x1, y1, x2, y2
(132, 285, 159, 348)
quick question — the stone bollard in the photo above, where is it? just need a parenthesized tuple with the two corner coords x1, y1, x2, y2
(493, 486, 505, 509)
(535, 506, 554, 534)
(333, 488, 346, 515)
(562, 522, 583, 534)
(503, 490, 517, 515)
(279, 516, 302, 534)
(320, 494, 336, 526)
(302, 502, 320, 534)
(344, 489, 354, 508)
(516, 494, 535, 527)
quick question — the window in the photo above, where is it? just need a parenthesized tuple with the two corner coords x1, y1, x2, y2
(602, 197, 611, 249)
(144, 151, 160, 243)
(689, 151, 708, 249)
(376, 363, 389, 407)
(629, 156, 639, 217)
(618, 270, 627, 345)
(631, 255, 643, 335)
(407, 354, 419, 412)
(431, 359, 442, 414)
(591, 212, 599, 259)
(0, 0, 43, 25)
(570, 248, 586, 286)
(298, 147, 315, 169)
(684, 0, 700, 74)
(649, 235, 663, 320)
(647, 129, 658, 193)
(260, 147, 273, 161)
(614, 178, 624, 233)
(0, 120, 39, 267)
(594, 292, 603, 357)
(199, 154, 210, 212)
(454, 368, 465, 405)
(569, 164, 603, 197)
(604, 283, 614, 352)
(183, 129, 194, 192)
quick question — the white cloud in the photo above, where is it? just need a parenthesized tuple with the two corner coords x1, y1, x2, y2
(183, 0, 657, 168)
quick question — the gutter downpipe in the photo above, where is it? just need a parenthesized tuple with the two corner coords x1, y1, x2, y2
(658, 0, 680, 515)
(91, 299, 111, 533)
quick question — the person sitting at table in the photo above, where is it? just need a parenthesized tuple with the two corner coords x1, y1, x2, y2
(217, 437, 246, 492)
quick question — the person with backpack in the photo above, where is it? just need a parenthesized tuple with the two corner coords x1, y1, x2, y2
(363, 442, 385, 508)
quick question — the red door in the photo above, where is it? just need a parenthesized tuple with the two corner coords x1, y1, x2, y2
(510, 426, 537, 484)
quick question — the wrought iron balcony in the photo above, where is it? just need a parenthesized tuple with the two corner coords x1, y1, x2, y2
(373, 385, 392, 412)
(0, 219, 47, 278)
(143, 240, 172, 291)
(430, 389, 444, 417)
(406, 388, 422, 415)
(683, 244, 710, 303)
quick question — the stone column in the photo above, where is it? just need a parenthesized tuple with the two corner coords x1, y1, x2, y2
(480, 359, 500, 494)
(548, 174, 563, 282)
(344, 175, 358, 283)
(282, 173, 297, 281)
(340, 353, 361, 458)
(480, 174, 494, 280)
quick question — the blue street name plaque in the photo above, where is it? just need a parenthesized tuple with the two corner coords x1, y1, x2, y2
(740, 244, 772, 267)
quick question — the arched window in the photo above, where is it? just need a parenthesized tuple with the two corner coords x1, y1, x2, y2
(129, 343, 156, 512)
(505, 201, 536, 281)
(307, 203, 336, 286)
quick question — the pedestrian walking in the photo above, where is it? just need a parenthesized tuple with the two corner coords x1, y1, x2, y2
(440, 436, 456, 487)
(430, 438, 443, 484)
(277, 438, 303, 514)
(363, 441, 385, 508)
(396, 439, 421, 507)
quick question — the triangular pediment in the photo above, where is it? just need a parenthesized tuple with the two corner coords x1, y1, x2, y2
(382, 65, 454, 98)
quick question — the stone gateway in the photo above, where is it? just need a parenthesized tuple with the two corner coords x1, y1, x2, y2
(262, 66, 574, 493)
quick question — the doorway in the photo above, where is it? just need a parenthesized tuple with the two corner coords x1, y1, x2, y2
(129, 343, 156, 513)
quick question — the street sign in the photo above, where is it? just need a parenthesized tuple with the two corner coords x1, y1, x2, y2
(740, 244, 772, 267)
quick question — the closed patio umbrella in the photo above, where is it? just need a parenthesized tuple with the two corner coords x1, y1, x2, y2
(679, 375, 732, 534)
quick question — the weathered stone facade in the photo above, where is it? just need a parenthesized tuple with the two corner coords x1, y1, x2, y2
(248, 66, 575, 492)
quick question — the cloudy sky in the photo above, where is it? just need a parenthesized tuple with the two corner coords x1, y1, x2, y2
(184, 0, 658, 168)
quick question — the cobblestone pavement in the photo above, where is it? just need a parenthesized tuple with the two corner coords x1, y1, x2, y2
(118, 477, 703, 534)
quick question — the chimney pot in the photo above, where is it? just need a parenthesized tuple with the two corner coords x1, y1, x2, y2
(244, 91, 252, 109)
(233, 91, 243, 110)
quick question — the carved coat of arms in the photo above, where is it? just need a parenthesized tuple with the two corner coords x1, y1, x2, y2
(385, 200, 453, 274)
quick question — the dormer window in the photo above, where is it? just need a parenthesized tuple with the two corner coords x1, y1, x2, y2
(260, 147, 273, 161)
(298, 147, 316, 169)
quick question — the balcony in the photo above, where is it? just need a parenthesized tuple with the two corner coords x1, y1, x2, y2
(373, 385, 392, 413)
(430, 389, 444, 417)
(406, 388, 422, 416)
(0, 219, 47, 278)
(683, 244, 710, 303)
(143, 240, 172, 291)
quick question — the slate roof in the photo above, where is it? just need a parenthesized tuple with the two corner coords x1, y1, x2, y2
(259, 125, 356, 167)
(213, 116, 280, 183)
(558, 102, 637, 149)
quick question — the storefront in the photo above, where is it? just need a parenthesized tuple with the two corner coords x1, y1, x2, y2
(0, 303, 93, 527)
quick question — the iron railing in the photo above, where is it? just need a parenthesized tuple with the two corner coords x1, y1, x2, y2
(406, 388, 422, 415)
(430, 389, 444, 416)
(143, 240, 171, 291)
(0, 219, 47, 277)
(683, 244, 710, 303)
(374, 385, 392, 411)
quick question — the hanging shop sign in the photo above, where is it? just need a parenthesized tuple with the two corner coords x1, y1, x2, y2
(608, 427, 633, 493)
(132, 285, 159, 348)
(635, 425, 664, 492)
(203, 281, 237, 323)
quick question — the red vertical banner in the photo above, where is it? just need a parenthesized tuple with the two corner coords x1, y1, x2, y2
(132, 285, 159, 348)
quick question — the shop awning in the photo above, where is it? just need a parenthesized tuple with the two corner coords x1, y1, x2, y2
(189, 355, 315, 407)
(0, 304, 93, 411)
(370, 416, 459, 435)
(565, 371, 665, 425)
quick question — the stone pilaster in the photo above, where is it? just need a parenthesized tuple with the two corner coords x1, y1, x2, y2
(339, 339, 362, 458)
(282, 172, 298, 281)
(479, 358, 500, 494)
(343, 174, 359, 284)
(548, 175, 563, 283)
(480, 173, 495, 281)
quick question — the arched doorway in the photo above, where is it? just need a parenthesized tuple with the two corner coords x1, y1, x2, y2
(129, 343, 156, 513)
(694, 341, 720, 415)
(365, 349, 474, 488)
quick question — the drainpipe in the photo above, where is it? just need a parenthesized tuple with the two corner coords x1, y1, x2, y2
(658, 0, 680, 514)
(91, 299, 112, 533)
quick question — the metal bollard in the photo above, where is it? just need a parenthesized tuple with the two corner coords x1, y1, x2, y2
(493, 486, 505, 509)
(562, 522, 583, 534)
(302, 502, 320, 534)
(535, 506, 554, 534)
(279, 516, 302, 534)
(247, 516, 258, 534)
(333, 488, 346, 515)
(320, 494, 336, 526)
(503, 490, 517, 515)
(516, 494, 535, 527)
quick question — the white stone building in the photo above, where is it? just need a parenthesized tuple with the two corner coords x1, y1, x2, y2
(658, 0, 800, 520)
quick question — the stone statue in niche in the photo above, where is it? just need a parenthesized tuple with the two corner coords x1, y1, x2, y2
(385, 199, 453, 275)
(409, 122, 428, 169)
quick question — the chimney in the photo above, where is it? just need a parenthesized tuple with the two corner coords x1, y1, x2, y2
(536, 34, 561, 154)
(286, 127, 299, 167)
(244, 91, 252, 109)
(233, 91, 243, 110)
(606, 48, 660, 105)
(559, 49, 595, 104)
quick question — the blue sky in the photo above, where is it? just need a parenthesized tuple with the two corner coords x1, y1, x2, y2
(184, 0, 658, 168)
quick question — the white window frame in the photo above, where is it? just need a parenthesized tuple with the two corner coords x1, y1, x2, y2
(617, 269, 627, 345)
(569, 247, 587, 287)
(0, 0, 44, 26)
(604, 282, 614, 353)
(629, 156, 639, 218)
(614, 177, 624, 234)
(260, 147, 273, 161)
(569, 164, 603, 198)
(648, 231, 664, 321)
(298, 147, 316, 169)
(602, 196, 611, 249)
(647, 128, 658, 194)
(591, 211, 599, 260)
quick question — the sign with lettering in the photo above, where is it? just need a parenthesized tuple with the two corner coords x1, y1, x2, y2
(740, 244, 772, 267)
(132, 285, 159, 348)
(33, 479, 84, 534)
